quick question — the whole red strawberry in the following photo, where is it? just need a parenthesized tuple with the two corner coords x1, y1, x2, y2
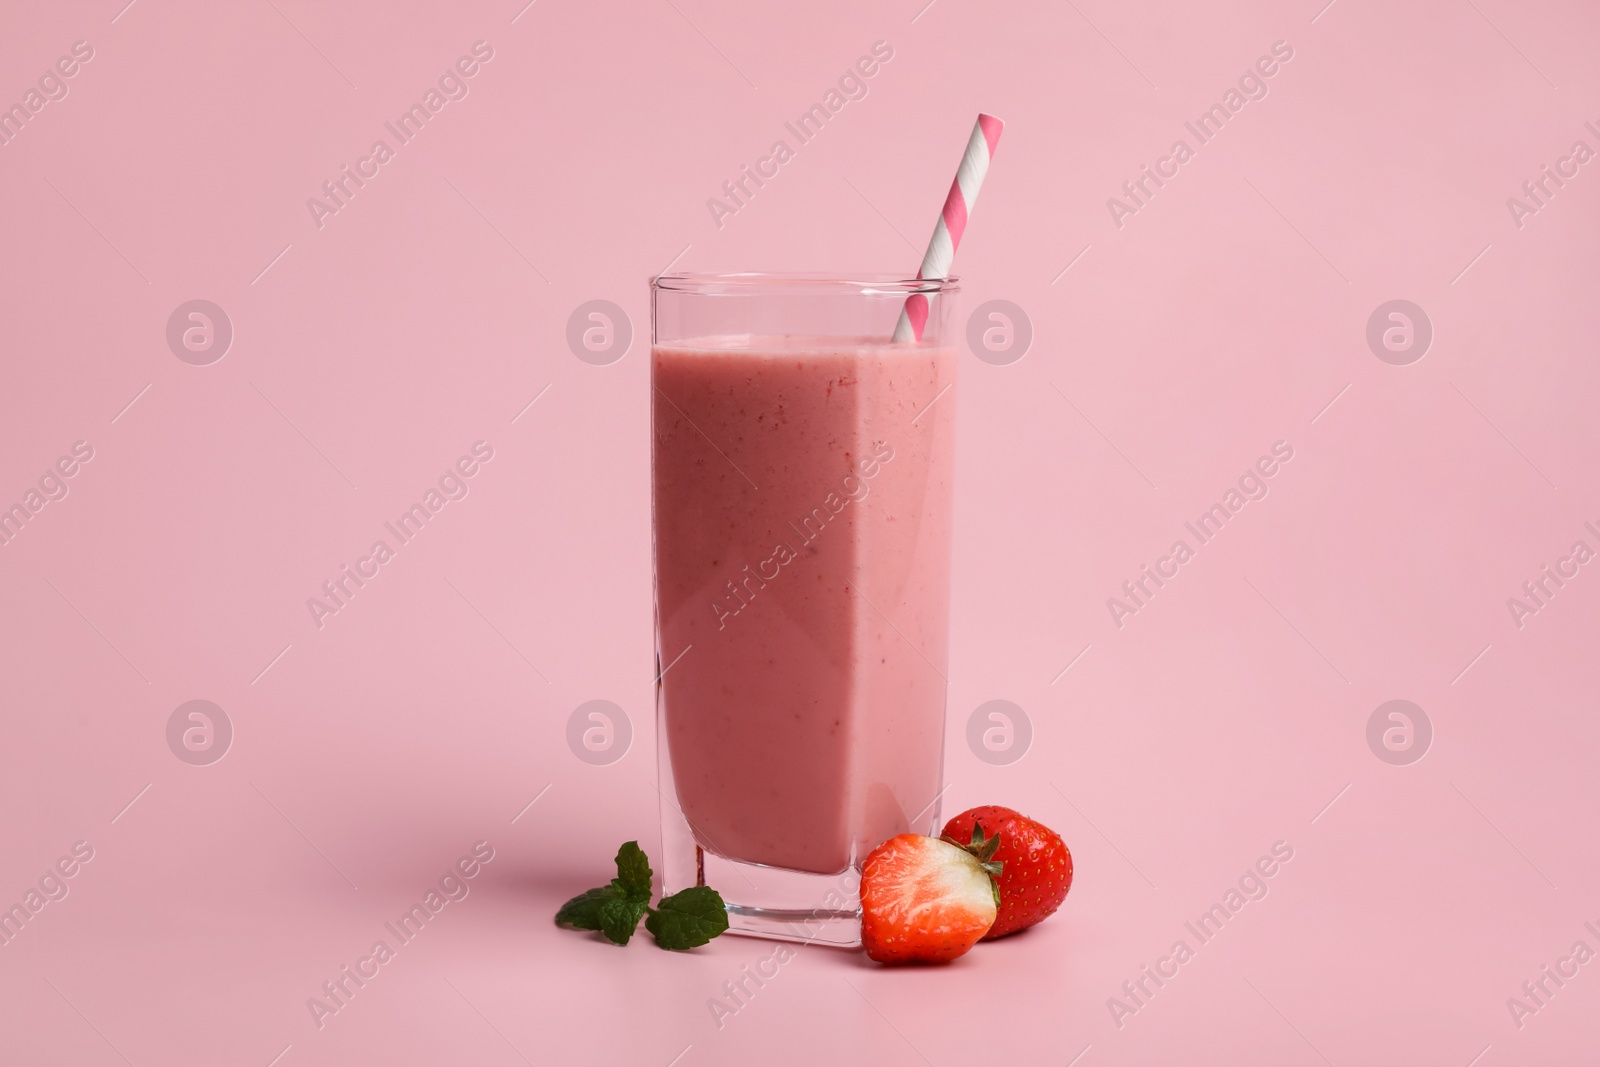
(941, 806, 1072, 939)
(859, 833, 998, 964)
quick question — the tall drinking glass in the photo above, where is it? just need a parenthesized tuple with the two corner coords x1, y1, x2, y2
(651, 274, 958, 945)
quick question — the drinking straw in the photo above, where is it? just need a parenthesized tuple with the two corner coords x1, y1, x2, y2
(891, 113, 1004, 343)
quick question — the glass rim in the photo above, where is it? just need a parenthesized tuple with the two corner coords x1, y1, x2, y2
(651, 272, 959, 296)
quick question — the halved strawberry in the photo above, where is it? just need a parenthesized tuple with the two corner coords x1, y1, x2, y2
(942, 806, 1072, 939)
(859, 833, 999, 964)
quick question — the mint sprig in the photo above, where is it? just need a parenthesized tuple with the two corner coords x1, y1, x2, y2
(554, 841, 728, 950)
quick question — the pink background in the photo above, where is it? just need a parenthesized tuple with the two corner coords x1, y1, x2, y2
(3, 0, 1598, 1063)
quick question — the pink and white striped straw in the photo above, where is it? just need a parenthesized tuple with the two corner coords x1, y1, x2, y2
(892, 113, 1004, 343)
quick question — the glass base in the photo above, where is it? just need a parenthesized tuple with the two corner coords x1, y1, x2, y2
(659, 807, 865, 947)
(724, 904, 862, 947)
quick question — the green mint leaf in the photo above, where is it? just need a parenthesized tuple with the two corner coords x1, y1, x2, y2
(613, 841, 654, 904)
(598, 896, 650, 945)
(555, 885, 622, 931)
(645, 886, 729, 950)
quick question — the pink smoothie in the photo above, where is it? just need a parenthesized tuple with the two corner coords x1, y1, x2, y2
(652, 335, 955, 875)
